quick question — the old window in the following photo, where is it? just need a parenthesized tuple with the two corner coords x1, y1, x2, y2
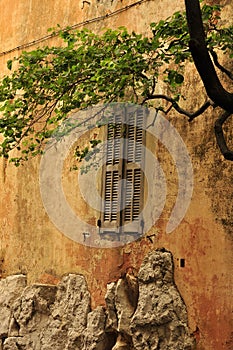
(99, 105, 147, 240)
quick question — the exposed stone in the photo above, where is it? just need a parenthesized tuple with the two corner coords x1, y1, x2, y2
(130, 249, 195, 350)
(83, 306, 116, 350)
(115, 274, 139, 335)
(0, 250, 195, 349)
(105, 273, 139, 337)
(0, 275, 27, 338)
(3, 336, 33, 350)
(105, 282, 118, 331)
(0, 274, 91, 350)
(40, 274, 91, 350)
(50, 273, 90, 324)
(12, 284, 57, 336)
(112, 333, 134, 350)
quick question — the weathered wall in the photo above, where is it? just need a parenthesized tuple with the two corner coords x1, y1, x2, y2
(0, 1, 232, 349)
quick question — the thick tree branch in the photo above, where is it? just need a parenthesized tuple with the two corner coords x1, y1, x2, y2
(214, 111, 233, 160)
(184, 0, 233, 113)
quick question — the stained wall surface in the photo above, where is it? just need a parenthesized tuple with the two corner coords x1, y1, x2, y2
(0, 1, 232, 349)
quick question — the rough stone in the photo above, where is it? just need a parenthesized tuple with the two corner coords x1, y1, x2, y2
(130, 249, 195, 350)
(83, 306, 116, 350)
(12, 284, 57, 336)
(3, 336, 33, 350)
(0, 250, 195, 349)
(112, 334, 132, 350)
(0, 275, 27, 338)
(115, 274, 138, 335)
(105, 282, 118, 331)
(40, 274, 91, 350)
(105, 273, 138, 336)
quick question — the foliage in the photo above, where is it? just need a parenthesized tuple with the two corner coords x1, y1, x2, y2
(0, 2, 232, 164)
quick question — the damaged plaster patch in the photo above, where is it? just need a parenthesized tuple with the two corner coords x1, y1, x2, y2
(0, 249, 195, 349)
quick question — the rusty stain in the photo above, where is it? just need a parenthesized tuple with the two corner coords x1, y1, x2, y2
(37, 273, 60, 285)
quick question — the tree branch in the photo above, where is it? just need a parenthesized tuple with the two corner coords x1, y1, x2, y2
(214, 111, 233, 160)
(184, 0, 233, 113)
(145, 94, 212, 119)
(210, 49, 233, 80)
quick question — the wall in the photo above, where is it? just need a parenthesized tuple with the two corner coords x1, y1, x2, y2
(0, 1, 232, 349)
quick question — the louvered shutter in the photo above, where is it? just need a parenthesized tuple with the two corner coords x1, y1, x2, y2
(101, 105, 146, 236)
(124, 168, 142, 222)
(101, 110, 123, 233)
(121, 107, 145, 233)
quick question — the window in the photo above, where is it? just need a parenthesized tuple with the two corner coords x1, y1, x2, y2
(99, 105, 147, 240)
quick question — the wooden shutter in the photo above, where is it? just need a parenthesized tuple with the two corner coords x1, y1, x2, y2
(101, 106, 146, 236)
(121, 108, 145, 233)
(101, 111, 123, 233)
(124, 168, 142, 222)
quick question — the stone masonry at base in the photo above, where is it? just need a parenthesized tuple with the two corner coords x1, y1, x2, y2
(0, 249, 195, 350)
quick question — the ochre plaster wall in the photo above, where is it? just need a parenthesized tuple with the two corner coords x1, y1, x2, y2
(0, 1, 232, 349)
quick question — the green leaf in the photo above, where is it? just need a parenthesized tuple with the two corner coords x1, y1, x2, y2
(7, 59, 12, 70)
(175, 73, 184, 84)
